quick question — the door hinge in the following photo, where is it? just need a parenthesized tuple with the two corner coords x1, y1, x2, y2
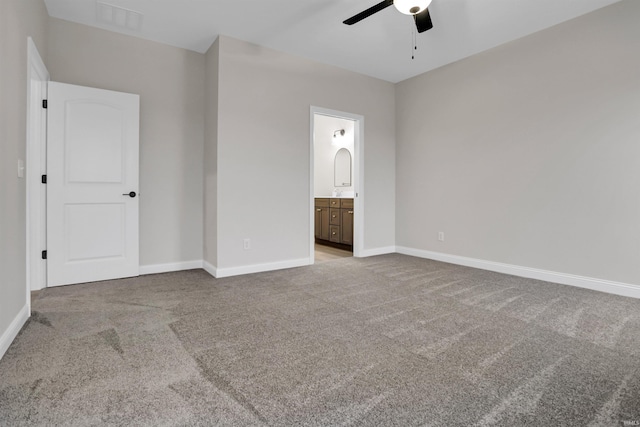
(41, 174, 47, 184)
(42, 99, 47, 109)
(41, 250, 47, 260)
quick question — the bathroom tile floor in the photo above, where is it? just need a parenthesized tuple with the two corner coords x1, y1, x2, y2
(314, 243, 352, 263)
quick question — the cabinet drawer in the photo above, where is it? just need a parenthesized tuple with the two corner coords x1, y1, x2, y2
(329, 225, 341, 243)
(329, 198, 341, 208)
(315, 198, 329, 208)
(329, 209, 341, 225)
(340, 198, 354, 208)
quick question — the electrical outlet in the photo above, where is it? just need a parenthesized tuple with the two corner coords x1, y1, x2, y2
(438, 232, 444, 242)
(243, 238, 251, 250)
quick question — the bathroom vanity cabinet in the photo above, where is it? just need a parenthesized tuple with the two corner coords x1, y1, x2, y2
(315, 198, 353, 250)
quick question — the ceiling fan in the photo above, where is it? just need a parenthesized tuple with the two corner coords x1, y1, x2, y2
(343, 0, 434, 33)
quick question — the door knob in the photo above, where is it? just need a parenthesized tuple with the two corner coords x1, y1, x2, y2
(123, 191, 137, 198)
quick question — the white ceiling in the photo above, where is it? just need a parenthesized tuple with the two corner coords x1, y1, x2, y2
(43, 0, 622, 83)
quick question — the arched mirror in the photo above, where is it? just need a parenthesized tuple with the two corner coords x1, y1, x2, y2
(334, 148, 352, 187)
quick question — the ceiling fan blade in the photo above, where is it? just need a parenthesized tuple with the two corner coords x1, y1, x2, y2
(414, 8, 433, 33)
(343, 0, 394, 25)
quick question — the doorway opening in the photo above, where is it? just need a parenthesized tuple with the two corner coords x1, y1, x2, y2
(310, 107, 364, 264)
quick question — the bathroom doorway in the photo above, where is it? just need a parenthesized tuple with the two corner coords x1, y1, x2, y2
(310, 107, 364, 263)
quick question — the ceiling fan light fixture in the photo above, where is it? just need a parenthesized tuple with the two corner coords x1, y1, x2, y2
(393, 0, 432, 15)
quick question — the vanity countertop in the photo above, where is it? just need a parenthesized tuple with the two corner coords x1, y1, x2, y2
(317, 196, 353, 199)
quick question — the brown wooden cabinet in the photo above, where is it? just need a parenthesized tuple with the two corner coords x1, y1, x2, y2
(314, 198, 330, 240)
(315, 198, 353, 250)
(341, 207, 353, 245)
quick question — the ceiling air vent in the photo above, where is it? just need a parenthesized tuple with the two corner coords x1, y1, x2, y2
(96, 2, 143, 32)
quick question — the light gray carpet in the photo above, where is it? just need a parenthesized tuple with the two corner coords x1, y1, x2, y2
(1, 254, 640, 426)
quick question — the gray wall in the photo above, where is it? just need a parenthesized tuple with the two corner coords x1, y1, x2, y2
(215, 36, 396, 269)
(395, 0, 640, 285)
(47, 18, 205, 268)
(203, 39, 219, 268)
(0, 0, 48, 349)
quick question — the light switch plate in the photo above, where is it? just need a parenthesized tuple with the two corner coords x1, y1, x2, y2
(17, 159, 25, 178)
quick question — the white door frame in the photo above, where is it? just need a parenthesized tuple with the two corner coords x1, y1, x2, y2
(26, 37, 49, 295)
(309, 106, 365, 261)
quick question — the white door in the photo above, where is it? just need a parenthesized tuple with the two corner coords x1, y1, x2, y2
(47, 82, 140, 287)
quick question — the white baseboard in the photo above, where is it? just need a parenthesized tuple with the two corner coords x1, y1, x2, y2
(142, 257, 312, 280)
(214, 258, 311, 279)
(139, 260, 203, 276)
(202, 260, 217, 277)
(0, 304, 29, 361)
(357, 246, 397, 257)
(395, 246, 640, 299)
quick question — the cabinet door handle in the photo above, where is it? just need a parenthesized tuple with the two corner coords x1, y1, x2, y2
(316, 209, 322, 212)
(348, 211, 353, 214)
(332, 215, 336, 218)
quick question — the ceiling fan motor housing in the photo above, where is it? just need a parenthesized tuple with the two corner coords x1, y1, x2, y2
(343, 0, 434, 34)
(394, 0, 432, 15)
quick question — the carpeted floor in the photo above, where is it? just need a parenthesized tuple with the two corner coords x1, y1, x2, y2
(1, 254, 640, 426)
